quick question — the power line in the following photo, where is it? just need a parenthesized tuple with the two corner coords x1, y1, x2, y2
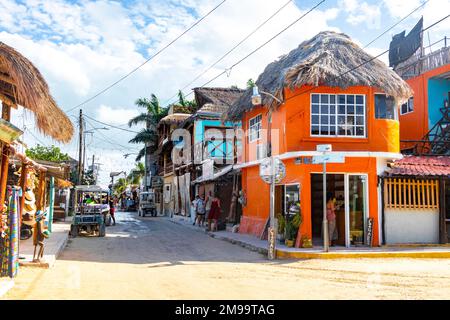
(363, 0, 430, 49)
(159, 0, 327, 109)
(283, 14, 450, 106)
(84, 114, 140, 133)
(64, 0, 229, 114)
(84, 118, 140, 151)
(161, 0, 295, 106)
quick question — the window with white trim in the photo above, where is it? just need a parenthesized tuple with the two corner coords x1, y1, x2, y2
(400, 97, 414, 115)
(311, 93, 366, 137)
(249, 114, 262, 142)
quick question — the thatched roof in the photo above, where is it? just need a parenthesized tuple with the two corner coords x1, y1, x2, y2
(0, 42, 74, 142)
(158, 113, 191, 128)
(227, 31, 413, 120)
(194, 87, 244, 110)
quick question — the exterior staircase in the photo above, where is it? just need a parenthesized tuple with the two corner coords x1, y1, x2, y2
(415, 103, 450, 155)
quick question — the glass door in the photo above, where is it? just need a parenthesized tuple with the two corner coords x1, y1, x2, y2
(346, 175, 368, 246)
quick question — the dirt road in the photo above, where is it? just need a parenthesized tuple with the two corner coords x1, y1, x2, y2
(4, 211, 450, 299)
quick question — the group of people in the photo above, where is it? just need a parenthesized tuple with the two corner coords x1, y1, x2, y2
(192, 191, 221, 232)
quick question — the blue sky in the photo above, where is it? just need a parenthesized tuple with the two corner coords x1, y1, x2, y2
(0, 0, 449, 186)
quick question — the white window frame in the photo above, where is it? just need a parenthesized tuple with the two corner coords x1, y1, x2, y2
(400, 97, 414, 115)
(310, 93, 366, 138)
(248, 114, 262, 142)
(256, 143, 266, 160)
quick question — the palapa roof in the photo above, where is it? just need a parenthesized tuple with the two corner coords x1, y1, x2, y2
(0, 42, 73, 142)
(180, 87, 245, 126)
(194, 87, 245, 113)
(386, 156, 450, 177)
(158, 113, 191, 128)
(227, 31, 413, 120)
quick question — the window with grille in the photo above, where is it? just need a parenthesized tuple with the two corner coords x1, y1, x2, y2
(384, 178, 439, 210)
(249, 114, 262, 142)
(311, 93, 366, 137)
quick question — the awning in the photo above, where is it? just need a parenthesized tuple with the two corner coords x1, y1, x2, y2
(191, 165, 233, 184)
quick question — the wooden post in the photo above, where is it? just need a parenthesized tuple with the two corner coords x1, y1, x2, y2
(36, 170, 46, 211)
(0, 102, 12, 211)
(18, 162, 29, 226)
(439, 178, 447, 244)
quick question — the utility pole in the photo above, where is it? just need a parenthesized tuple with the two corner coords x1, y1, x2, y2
(77, 109, 83, 185)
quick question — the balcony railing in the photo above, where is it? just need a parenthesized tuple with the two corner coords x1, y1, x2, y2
(395, 37, 449, 80)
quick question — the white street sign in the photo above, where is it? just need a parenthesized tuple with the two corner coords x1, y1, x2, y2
(312, 154, 345, 164)
(316, 144, 332, 152)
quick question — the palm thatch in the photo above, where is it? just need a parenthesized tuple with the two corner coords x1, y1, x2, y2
(226, 31, 413, 121)
(0, 42, 73, 142)
(157, 113, 191, 128)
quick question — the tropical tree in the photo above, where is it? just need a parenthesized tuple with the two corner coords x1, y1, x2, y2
(113, 177, 128, 195)
(127, 162, 145, 185)
(128, 94, 168, 161)
(173, 90, 197, 113)
(26, 144, 70, 162)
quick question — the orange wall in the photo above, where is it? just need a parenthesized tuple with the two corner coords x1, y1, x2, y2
(239, 85, 401, 247)
(240, 157, 380, 246)
(242, 85, 400, 163)
(400, 63, 450, 150)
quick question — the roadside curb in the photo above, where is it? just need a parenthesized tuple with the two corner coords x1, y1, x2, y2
(170, 216, 450, 260)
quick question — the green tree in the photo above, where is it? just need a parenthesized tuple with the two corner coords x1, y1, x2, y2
(173, 90, 197, 113)
(113, 177, 128, 195)
(246, 78, 255, 89)
(127, 162, 145, 185)
(128, 94, 168, 161)
(26, 144, 70, 162)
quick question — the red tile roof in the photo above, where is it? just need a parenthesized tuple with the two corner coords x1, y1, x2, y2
(387, 156, 450, 177)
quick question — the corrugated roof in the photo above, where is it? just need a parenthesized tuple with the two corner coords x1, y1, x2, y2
(387, 156, 450, 177)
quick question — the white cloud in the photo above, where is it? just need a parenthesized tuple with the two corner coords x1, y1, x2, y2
(340, 0, 381, 29)
(0, 0, 342, 185)
(96, 105, 139, 125)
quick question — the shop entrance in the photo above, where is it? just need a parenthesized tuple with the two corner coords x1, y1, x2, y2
(311, 174, 345, 246)
(311, 173, 368, 247)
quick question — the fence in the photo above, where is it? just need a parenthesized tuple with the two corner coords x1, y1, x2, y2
(384, 178, 439, 210)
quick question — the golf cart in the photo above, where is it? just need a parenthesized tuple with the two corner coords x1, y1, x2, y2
(71, 185, 110, 237)
(138, 191, 156, 217)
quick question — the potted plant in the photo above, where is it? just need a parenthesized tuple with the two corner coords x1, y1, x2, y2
(284, 203, 302, 247)
(276, 214, 285, 244)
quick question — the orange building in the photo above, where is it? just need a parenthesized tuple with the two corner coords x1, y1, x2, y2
(395, 42, 450, 153)
(226, 32, 412, 248)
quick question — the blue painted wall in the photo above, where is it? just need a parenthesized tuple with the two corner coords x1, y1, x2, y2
(427, 78, 450, 128)
(194, 119, 241, 160)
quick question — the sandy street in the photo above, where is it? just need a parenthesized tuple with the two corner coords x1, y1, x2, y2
(4, 211, 450, 300)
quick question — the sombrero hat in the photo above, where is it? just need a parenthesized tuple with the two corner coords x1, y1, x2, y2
(24, 201, 37, 214)
(22, 213, 35, 226)
(24, 189, 36, 203)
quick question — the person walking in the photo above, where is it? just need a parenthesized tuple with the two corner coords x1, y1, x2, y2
(326, 192, 338, 246)
(191, 195, 199, 225)
(207, 194, 221, 232)
(204, 191, 213, 222)
(109, 198, 116, 226)
(194, 194, 206, 227)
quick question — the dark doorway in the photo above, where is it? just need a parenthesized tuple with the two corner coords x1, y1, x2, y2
(311, 174, 345, 246)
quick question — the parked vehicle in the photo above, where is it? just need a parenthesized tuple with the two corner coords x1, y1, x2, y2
(138, 191, 156, 217)
(71, 185, 110, 237)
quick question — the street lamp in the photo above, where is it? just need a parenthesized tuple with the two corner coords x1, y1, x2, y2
(251, 85, 284, 260)
(81, 127, 109, 182)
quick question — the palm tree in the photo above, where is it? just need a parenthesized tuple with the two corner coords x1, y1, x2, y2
(128, 94, 168, 161)
(127, 162, 145, 185)
(174, 90, 197, 113)
(113, 177, 128, 196)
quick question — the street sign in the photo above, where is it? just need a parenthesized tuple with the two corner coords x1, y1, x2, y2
(316, 144, 332, 152)
(312, 154, 345, 164)
(259, 158, 286, 184)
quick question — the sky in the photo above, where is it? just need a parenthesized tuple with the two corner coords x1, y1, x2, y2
(0, 0, 449, 188)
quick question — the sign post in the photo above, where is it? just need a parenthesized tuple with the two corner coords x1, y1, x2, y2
(312, 145, 345, 252)
(260, 157, 285, 260)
